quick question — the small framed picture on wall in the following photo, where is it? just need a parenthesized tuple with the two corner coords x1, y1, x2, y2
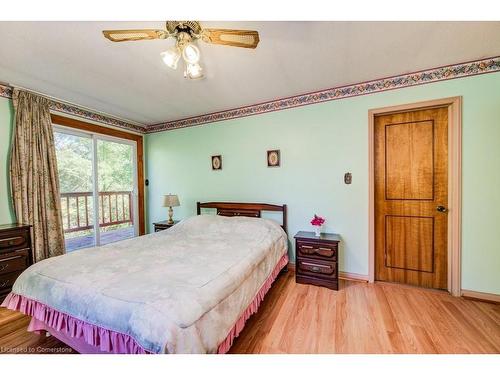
(211, 155, 222, 170)
(267, 150, 280, 167)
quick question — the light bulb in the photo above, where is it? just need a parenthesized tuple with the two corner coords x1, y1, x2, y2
(184, 63, 204, 80)
(182, 43, 201, 64)
(160, 46, 181, 69)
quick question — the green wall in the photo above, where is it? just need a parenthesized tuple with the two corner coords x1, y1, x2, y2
(1, 74, 498, 294)
(146, 72, 500, 295)
(0, 97, 15, 224)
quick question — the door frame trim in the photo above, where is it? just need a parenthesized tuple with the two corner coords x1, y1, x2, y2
(368, 97, 462, 296)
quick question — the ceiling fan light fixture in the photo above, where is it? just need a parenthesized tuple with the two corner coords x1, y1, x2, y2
(160, 46, 181, 69)
(104, 22, 260, 80)
(184, 63, 204, 80)
(182, 43, 201, 64)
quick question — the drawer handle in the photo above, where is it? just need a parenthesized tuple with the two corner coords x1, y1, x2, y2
(316, 248, 334, 257)
(0, 237, 23, 246)
(300, 245, 334, 257)
(299, 261, 334, 274)
(299, 245, 316, 255)
(301, 261, 330, 268)
(0, 280, 9, 288)
(1, 255, 22, 262)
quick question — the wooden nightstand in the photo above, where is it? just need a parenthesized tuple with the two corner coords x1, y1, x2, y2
(294, 231, 340, 290)
(153, 220, 179, 232)
(0, 223, 33, 301)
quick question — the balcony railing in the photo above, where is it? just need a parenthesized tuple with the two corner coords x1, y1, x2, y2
(60, 191, 133, 233)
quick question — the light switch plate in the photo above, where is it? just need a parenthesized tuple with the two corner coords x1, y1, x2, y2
(344, 172, 352, 184)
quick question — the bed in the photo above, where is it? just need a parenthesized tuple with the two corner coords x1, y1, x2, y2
(1, 202, 288, 354)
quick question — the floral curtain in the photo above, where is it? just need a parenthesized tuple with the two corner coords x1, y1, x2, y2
(9, 89, 65, 262)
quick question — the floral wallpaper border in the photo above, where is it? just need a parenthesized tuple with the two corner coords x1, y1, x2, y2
(2, 56, 499, 135)
(147, 56, 500, 133)
(0, 84, 145, 133)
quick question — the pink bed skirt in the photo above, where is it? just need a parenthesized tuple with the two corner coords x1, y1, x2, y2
(1, 253, 288, 354)
(217, 253, 288, 354)
(1, 292, 150, 354)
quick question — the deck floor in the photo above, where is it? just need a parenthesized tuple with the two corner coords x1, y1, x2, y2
(65, 226, 135, 251)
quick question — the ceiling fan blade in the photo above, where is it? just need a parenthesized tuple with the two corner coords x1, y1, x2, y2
(201, 28, 260, 49)
(102, 29, 168, 42)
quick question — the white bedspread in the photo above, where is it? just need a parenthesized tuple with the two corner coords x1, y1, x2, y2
(11, 215, 288, 353)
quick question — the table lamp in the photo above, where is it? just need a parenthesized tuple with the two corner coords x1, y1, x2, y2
(163, 194, 180, 224)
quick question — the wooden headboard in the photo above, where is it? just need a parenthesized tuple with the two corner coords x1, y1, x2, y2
(196, 201, 287, 234)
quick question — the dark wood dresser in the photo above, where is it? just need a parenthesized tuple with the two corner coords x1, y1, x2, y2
(0, 224, 33, 301)
(153, 220, 179, 232)
(294, 231, 340, 290)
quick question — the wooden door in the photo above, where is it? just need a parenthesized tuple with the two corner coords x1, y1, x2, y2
(374, 107, 448, 289)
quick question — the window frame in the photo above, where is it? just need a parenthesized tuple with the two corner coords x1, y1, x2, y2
(51, 114, 145, 236)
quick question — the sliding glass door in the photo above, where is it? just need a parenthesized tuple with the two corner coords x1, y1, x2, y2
(96, 138, 136, 246)
(54, 127, 138, 251)
(55, 130, 96, 250)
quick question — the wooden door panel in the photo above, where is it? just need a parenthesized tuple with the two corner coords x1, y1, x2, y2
(375, 107, 448, 290)
(385, 121, 434, 200)
(385, 215, 434, 272)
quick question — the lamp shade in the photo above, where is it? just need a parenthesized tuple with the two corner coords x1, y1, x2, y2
(160, 46, 181, 69)
(163, 194, 180, 207)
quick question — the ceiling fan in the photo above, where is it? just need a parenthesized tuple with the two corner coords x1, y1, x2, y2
(102, 21, 260, 80)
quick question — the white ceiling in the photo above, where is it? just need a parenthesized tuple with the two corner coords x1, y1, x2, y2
(1, 21, 500, 126)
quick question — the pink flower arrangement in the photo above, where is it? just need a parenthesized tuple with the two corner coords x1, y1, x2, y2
(310, 214, 325, 227)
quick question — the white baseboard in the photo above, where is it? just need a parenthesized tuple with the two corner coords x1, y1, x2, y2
(288, 261, 498, 300)
(461, 289, 500, 304)
(338, 272, 369, 282)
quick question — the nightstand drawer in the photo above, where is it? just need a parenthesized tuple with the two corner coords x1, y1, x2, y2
(0, 229, 30, 252)
(0, 225, 32, 299)
(0, 270, 23, 291)
(297, 257, 337, 280)
(296, 241, 337, 260)
(0, 250, 30, 276)
(0, 289, 10, 302)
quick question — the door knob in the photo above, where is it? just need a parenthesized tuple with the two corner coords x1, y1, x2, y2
(436, 205, 448, 213)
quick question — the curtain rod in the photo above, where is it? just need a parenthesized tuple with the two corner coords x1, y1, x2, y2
(6, 82, 145, 127)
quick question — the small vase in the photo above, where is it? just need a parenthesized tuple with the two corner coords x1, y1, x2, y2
(314, 226, 321, 237)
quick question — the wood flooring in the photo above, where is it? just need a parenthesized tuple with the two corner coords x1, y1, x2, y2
(0, 309, 74, 354)
(0, 272, 498, 354)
